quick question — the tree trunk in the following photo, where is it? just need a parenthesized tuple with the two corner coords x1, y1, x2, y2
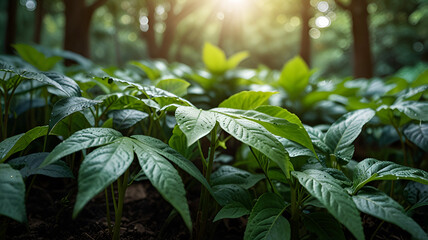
(299, 0, 311, 66)
(34, 0, 45, 44)
(350, 0, 373, 78)
(5, 0, 18, 54)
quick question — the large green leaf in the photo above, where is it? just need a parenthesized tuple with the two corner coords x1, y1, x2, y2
(352, 158, 428, 193)
(131, 135, 211, 192)
(303, 212, 346, 240)
(292, 170, 364, 240)
(304, 125, 330, 154)
(0, 164, 26, 223)
(377, 101, 428, 123)
(110, 109, 148, 130)
(13, 44, 62, 71)
(0, 126, 48, 162)
(210, 165, 265, 189)
(8, 152, 73, 179)
(325, 109, 375, 160)
(41, 128, 123, 167)
(213, 201, 250, 222)
(278, 56, 312, 100)
(214, 112, 291, 177)
(353, 187, 428, 240)
(17, 70, 66, 94)
(50, 112, 91, 139)
(244, 193, 290, 240)
(219, 91, 277, 110)
(202, 42, 227, 74)
(212, 184, 252, 207)
(49, 97, 101, 131)
(133, 139, 192, 231)
(129, 61, 160, 81)
(212, 108, 316, 157)
(175, 106, 216, 146)
(255, 105, 303, 126)
(73, 138, 134, 217)
(227, 51, 249, 69)
(404, 123, 428, 150)
(43, 72, 81, 97)
(155, 78, 190, 97)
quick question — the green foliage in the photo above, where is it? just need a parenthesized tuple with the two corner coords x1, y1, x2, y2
(202, 42, 249, 75)
(12, 44, 62, 71)
(0, 164, 26, 223)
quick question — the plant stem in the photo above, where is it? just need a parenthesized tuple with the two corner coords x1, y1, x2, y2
(290, 180, 300, 240)
(110, 184, 118, 213)
(197, 140, 207, 167)
(370, 220, 385, 240)
(105, 189, 113, 237)
(112, 169, 129, 240)
(250, 147, 278, 194)
(196, 125, 218, 240)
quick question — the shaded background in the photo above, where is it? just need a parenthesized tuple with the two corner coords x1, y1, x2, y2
(1, 0, 428, 77)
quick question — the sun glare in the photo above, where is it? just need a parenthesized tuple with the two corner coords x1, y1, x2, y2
(222, 0, 249, 11)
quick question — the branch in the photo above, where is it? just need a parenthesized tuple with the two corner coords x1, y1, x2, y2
(175, 0, 204, 21)
(334, 0, 350, 11)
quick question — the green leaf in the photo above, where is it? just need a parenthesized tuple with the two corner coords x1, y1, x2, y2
(304, 125, 330, 154)
(219, 91, 277, 110)
(50, 112, 91, 139)
(129, 61, 160, 81)
(133, 139, 192, 231)
(212, 184, 252, 207)
(213, 108, 316, 158)
(0, 126, 48, 162)
(404, 123, 428, 150)
(255, 105, 303, 126)
(43, 72, 81, 97)
(302, 212, 346, 240)
(17, 70, 66, 94)
(353, 187, 428, 240)
(42, 128, 123, 167)
(213, 201, 250, 222)
(0, 164, 26, 223)
(175, 106, 216, 146)
(203, 42, 228, 74)
(168, 126, 196, 159)
(155, 78, 190, 97)
(325, 109, 375, 160)
(131, 135, 211, 193)
(278, 56, 312, 100)
(411, 69, 428, 88)
(8, 152, 73, 179)
(244, 193, 290, 240)
(110, 109, 148, 130)
(352, 158, 428, 194)
(214, 112, 291, 178)
(49, 97, 101, 131)
(73, 138, 134, 217)
(292, 170, 364, 240)
(227, 51, 249, 69)
(377, 101, 428, 123)
(211, 165, 265, 189)
(13, 44, 62, 71)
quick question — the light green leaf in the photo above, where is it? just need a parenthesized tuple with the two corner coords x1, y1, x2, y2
(213, 201, 250, 222)
(278, 56, 312, 100)
(73, 138, 134, 217)
(302, 212, 346, 240)
(219, 91, 277, 110)
(352, 158, 428, 194)
(42, 128, 123, 167)
(133, 139, 192, 231)
(13, 44, 62, 71)
(0, 126, 48, 162)
(227, 51, 249, 69)
(404, 123, 428, 150)
(0, 164, 26, 223)
(175, 106, 216, 146)
(244, 193, 290, 240)
(49, 97, 101, 132)
(211, 165, 265, 189)
(214, 112, 291, 178)
(8, 152, 73, 179)
(325, 109, 375, 160)
(411, 69, 428, 88)
(129, 61, 160, 81)
(131, 135, 211, 193)
(353, 187, 428, 240)
(293, 170, 364, 240)
(255, 105, 303, 126)
(203, 42, 227, 74)
(155, 78, 190, 97)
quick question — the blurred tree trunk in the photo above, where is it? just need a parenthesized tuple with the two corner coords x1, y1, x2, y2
(299, 0, 312, 66)
(63, 0, 107, 64)
(139, 0, 204, 60)
(34, 0, 45, 44)
(335, 0, 373, 78)
(5, 0, 18, 54)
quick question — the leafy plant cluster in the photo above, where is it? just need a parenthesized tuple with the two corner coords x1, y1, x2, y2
(1, 43, 427, 240)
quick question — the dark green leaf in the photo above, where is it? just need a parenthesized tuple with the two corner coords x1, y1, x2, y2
(211, 165, 265, 189)
(213, 201, 250, 222)
(43, 72, 81, 97)
(404, 123, 428, 150)
(110, 109, 148, 130)
(0, 164, 26, 223)
(302, 212, 346, 240)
